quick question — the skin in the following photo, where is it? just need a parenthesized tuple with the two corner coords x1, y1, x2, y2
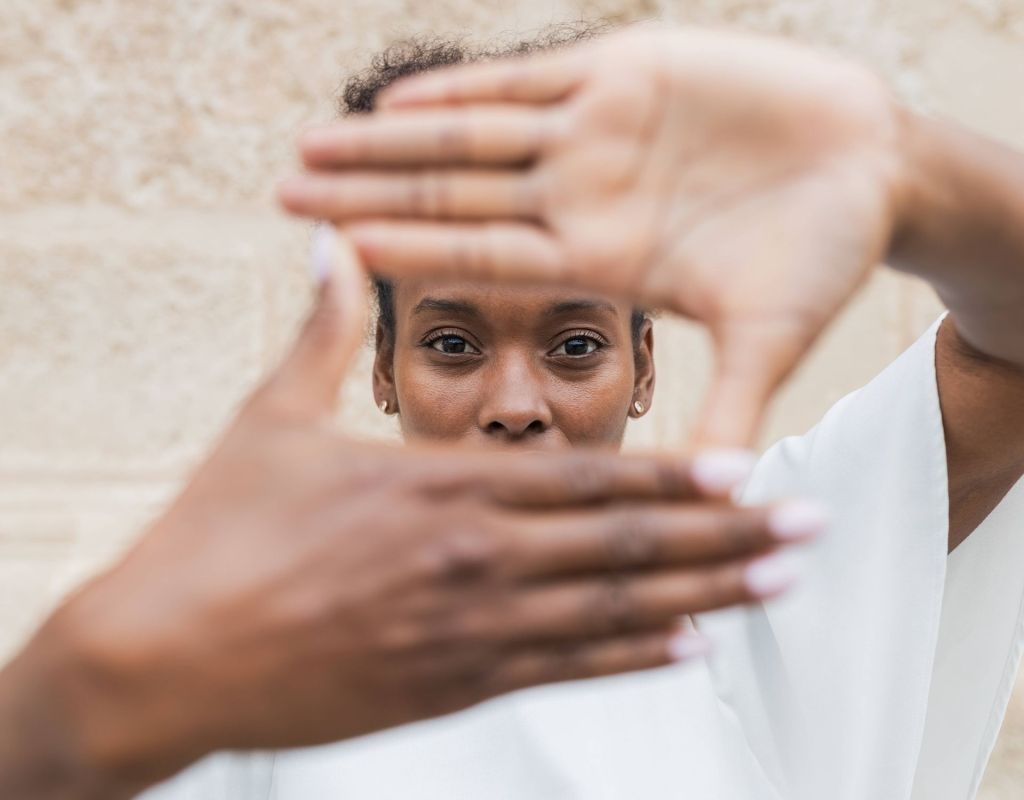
(374, 280, 654, 449)
(280, 25, 1024, 550)
(0, 235, 804, 800)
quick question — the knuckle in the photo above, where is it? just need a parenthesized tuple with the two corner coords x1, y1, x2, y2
(540, 109, 571, 152)
(588, 577, 638, 634)
(537, 640, 586, 684)
(420, 528, 499, 584)
(304, 297, 345, 353)
(456, 649, 507, 702)
(605, 512, 659, 569)
(655, 460, 693, 497)
(450, 233, 486, 279)
(411, 171, 451, 218)
(519, 170, 545, 218)
(706, 566, 744, 606)
(562, 455, 612, 502)
(719, 515, 760, 554)
(438, 121, 472, 160)
(376, 619, 424, 654)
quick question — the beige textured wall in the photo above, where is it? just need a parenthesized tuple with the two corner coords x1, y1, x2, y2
(2, 0, 1022, 794)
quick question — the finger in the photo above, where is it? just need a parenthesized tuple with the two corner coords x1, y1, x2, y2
(406, 448, 755, 511)
(467, 451, 702, 507)
(278, 169, 538, 222)
(689, 318, 811, 449)
(347, 220, 566, 287)
(378, 49, 585, 108)
(257, 227, 368, 419)
(491, 552, 802, 642)
(295, 107, 550, 167)
(480, 448, 761, 506)
(507, 500, 825, 579)
(484, 628, 708, 698)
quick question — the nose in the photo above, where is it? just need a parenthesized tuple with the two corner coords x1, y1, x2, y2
(477, 354, 552, 441)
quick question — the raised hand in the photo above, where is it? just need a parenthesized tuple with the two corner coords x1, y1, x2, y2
(280, 27, 909, 446)
(0, 230, 822, 799)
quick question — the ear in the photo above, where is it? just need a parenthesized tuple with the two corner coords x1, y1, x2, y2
(630, 318, 655, 418)
(372, 320, 398, 414)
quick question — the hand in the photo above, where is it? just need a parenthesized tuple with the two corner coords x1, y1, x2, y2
(279, 27, 909, 446)
(0, 230, 821, 799)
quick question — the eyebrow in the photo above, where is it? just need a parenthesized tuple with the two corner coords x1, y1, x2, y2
(546, 299, 619, 317)
(411, 297, 482, 317)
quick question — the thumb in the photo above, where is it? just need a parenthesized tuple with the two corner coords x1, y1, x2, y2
(688, 320, 805, 450)
(263, 225, 368, 419)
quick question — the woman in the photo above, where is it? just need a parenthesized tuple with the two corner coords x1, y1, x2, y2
(370, 276, 655, 448)
(137, 37, 826, 800)
(276, 26, 1024, 800)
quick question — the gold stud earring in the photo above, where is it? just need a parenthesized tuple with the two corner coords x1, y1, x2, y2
(379, 400, 389, 414)
(633, 400, 644, 415)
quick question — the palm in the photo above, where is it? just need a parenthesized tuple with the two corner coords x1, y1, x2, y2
(281, 26, 904, 445)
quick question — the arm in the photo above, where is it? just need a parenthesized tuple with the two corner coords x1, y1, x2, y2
(893, 115, 1024, 550)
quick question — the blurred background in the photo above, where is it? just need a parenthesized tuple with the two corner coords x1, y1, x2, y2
(1, 0, 1022, 795)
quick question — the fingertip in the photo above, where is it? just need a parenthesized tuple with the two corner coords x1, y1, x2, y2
(666, 632, 714, 663)
(690, 448, 758, 497)
(296, 125, 333, 158)
(276, 176, 306, 213)
(744, 551, 804, 599)
(767, 499, 830, 542)
(310, 223, 334, 284)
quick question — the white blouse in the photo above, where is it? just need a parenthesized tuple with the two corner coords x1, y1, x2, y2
(141, 318, 1024, 800)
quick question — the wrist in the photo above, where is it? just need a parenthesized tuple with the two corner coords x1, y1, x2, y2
(0, 578, 204, 799)
(887, 106, 952, 276)
(0, 614, 141, 800)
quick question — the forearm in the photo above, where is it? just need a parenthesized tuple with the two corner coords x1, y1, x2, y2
(0, 598, 190, 800)
(0, 623, 136, 800)
(891, 111, 1024, 367)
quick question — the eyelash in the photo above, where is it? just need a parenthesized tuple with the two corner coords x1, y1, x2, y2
(421, 329, 481, 356)
(419, 329, 610, 358)
(548, 330, 610, 358)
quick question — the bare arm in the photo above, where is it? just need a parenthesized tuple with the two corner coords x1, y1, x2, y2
(892, 116, 1024, 550)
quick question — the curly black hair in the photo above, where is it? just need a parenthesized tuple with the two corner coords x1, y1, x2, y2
(338, 24, 647, 348)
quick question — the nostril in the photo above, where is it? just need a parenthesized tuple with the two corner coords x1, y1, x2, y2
(484, 418, 545, 437)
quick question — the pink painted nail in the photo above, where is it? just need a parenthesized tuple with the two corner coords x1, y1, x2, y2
(691, 449, 757, 495)
(768, 499, 830, 542)
(744, 552, 803, 598)
(310, 223, 333, 284)
(667, 633, 714, 662)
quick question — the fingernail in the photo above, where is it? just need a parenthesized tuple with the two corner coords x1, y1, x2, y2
(667, 633, 714, 662)
(768, 499, 830, 542)
(744, 551, 803, 598)
(310, 223, 333, 284)
(691, 449, 757, 495)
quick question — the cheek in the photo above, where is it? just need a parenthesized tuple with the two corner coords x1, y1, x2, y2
(550, 358, 635, 446)
(393, 356, 481, 442)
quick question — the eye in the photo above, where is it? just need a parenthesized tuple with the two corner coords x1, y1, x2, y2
(549, 330, 608, 358)
(423, 330, 481, 356)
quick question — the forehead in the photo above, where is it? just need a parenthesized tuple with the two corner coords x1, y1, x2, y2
(393, 279, 631, 322)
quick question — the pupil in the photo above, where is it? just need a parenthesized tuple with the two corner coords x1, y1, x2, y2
(565, 337, 589, 355)
(442, 336, 466, 354)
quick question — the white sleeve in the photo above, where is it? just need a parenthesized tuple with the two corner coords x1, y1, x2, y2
(698, 316, 1024, 800)
(134, 752, 274, 800)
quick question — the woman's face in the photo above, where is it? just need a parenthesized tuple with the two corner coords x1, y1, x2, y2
(373, 280, 655, 451)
